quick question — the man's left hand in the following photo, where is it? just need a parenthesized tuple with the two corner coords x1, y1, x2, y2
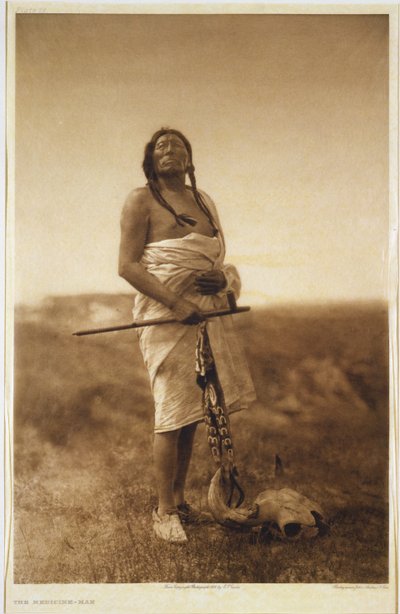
(195, 270, 226, 295)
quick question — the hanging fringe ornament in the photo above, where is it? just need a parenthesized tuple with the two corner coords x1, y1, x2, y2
(195, 321, 245, 509)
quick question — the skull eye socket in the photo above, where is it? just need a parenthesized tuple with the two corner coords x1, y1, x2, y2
(283, 523, 302, 538)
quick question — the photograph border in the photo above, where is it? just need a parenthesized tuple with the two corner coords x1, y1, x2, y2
(4, 2, 399, 613)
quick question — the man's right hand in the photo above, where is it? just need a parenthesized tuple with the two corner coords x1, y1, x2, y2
(170, 298, 204, 325)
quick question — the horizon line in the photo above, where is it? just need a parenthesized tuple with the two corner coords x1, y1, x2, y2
(14, 292, 389, 310)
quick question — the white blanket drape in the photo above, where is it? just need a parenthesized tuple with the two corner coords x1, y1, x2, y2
(133, 216, 256, 432)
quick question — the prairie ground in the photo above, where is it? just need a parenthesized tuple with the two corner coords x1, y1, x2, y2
(12, 295, 389, 584)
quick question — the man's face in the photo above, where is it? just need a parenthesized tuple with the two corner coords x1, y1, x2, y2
(153, 133, 190, 177)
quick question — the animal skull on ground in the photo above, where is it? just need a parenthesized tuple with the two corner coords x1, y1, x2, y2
(208, 466, 327, 540)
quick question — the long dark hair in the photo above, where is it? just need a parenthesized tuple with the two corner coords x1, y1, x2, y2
(142, 128, 217, 230)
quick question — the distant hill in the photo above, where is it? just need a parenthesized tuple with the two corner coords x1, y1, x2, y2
(15, 293, 136, 332)
(13, 294, 389, 432)
(15, 293, 387, 325)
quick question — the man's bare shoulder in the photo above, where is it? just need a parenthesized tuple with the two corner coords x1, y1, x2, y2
(196, 188, 215, 205)
(197, 188, 218, 213)
(122, 187, 151, 220)
(124, 186, 151, 207)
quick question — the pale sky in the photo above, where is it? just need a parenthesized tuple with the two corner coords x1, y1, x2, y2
(14, 13, 389, 305)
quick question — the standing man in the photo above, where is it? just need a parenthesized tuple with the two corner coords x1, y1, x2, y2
(118, 128, 255, 542)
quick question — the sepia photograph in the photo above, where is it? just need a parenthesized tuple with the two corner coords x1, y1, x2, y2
(5, 3, 398, 613)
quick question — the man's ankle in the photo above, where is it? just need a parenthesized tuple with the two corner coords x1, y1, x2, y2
(173, 492, 185, 507)
(157, 505, 177, 517)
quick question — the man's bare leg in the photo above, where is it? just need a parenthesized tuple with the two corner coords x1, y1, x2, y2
(173, 422, 198, 506)
(153, 429, 180, 516)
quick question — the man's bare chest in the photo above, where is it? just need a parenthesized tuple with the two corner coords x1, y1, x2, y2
(146, 191, 215, 242)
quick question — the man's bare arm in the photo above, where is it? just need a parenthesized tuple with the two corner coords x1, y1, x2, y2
(118, 190, 202, 323)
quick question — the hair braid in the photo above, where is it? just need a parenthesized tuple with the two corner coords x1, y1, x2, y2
(148, 179, 181, 225)
(148, 178, 197, 227)
(188, 167, 218, 233)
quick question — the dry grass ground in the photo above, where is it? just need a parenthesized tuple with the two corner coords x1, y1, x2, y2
(13, 296, 389, 584)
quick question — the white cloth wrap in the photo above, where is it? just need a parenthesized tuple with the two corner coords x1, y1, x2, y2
(133, 224, 256, 432)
